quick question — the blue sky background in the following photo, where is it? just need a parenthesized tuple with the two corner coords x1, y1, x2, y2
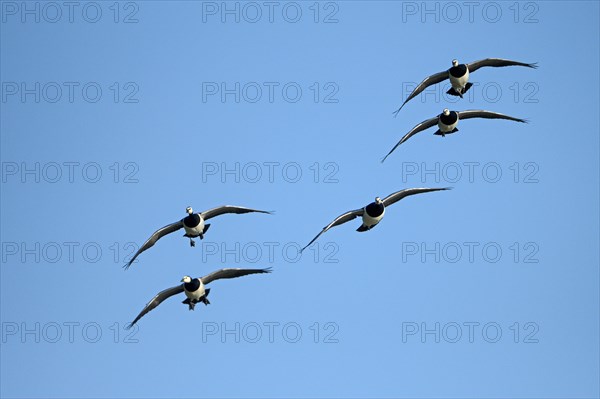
(1, 1, 599, 398)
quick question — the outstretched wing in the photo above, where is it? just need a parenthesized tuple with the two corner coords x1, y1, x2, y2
(393, 70, 448, 116)
(381, 116, 439, 162)
(200, 268, 272, 285)
(301, 209, 364, 252)
(458, 110, 528, 124)
(382, 187, 451, 207)
(467, 58, 538, 73)
(200, 205, 272, 221)
(126, 284, 184, 329)
(124, 221, 184, 270)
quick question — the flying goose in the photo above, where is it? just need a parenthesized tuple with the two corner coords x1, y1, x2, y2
(393, 58, 538, 115)
(382, 109, 527, 161)
(126, 267, 272, 328)
(301, 187, 450, 252)
(124, 206, 272, 269)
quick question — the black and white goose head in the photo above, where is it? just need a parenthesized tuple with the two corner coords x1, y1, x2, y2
(451, 59, 459, 67)
(368, 197, 385, 213)
(181, 275, 193, 284)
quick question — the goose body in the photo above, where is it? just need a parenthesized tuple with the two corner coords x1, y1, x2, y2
(182, 212, 204, 238)
(437, 109, 460, 133)
(448, 61, 470, 96)
(181, 276, 210, 309)
(362, 201, 386, 229)
(182, 276, 204, 301)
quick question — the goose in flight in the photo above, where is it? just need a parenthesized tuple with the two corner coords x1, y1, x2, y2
(126, 267, 272, 328)
(124, 206, 272, 269)
(393, 58, 538, 115)
(301, 188, 450, 252)
(382, 109, 527, 162)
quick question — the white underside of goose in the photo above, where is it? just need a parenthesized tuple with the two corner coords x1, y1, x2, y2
(438, 117, 459, 133)
(185, 283, 206, 300)
(362, 208, 385, 227)
(449, 69, 469, 92)
(183, 219, 205, 237)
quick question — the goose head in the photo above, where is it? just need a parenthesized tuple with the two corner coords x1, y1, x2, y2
(181, 276, 193, 283)
(374, 197, 383, 205)
(452, 59, 458, 67)
(442, 108, 450, 116)
(185, 207, 193, 215)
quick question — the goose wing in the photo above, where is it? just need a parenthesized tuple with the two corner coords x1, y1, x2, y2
(301, 208, 364, 252)
(458, 110, 527, 123)
(200, 205, 272, 221)
(467, 58, 538, 73)
(381, 116, 440, 162)
(393, 70, 448, 116)
(200, 267, 272, 285)
(124, 221, 184, 269)
(382, 187, 451, 207)
(126, 284, 184, 329)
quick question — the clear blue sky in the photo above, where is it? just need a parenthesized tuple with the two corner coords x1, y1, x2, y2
(1, 1, 599, 398)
